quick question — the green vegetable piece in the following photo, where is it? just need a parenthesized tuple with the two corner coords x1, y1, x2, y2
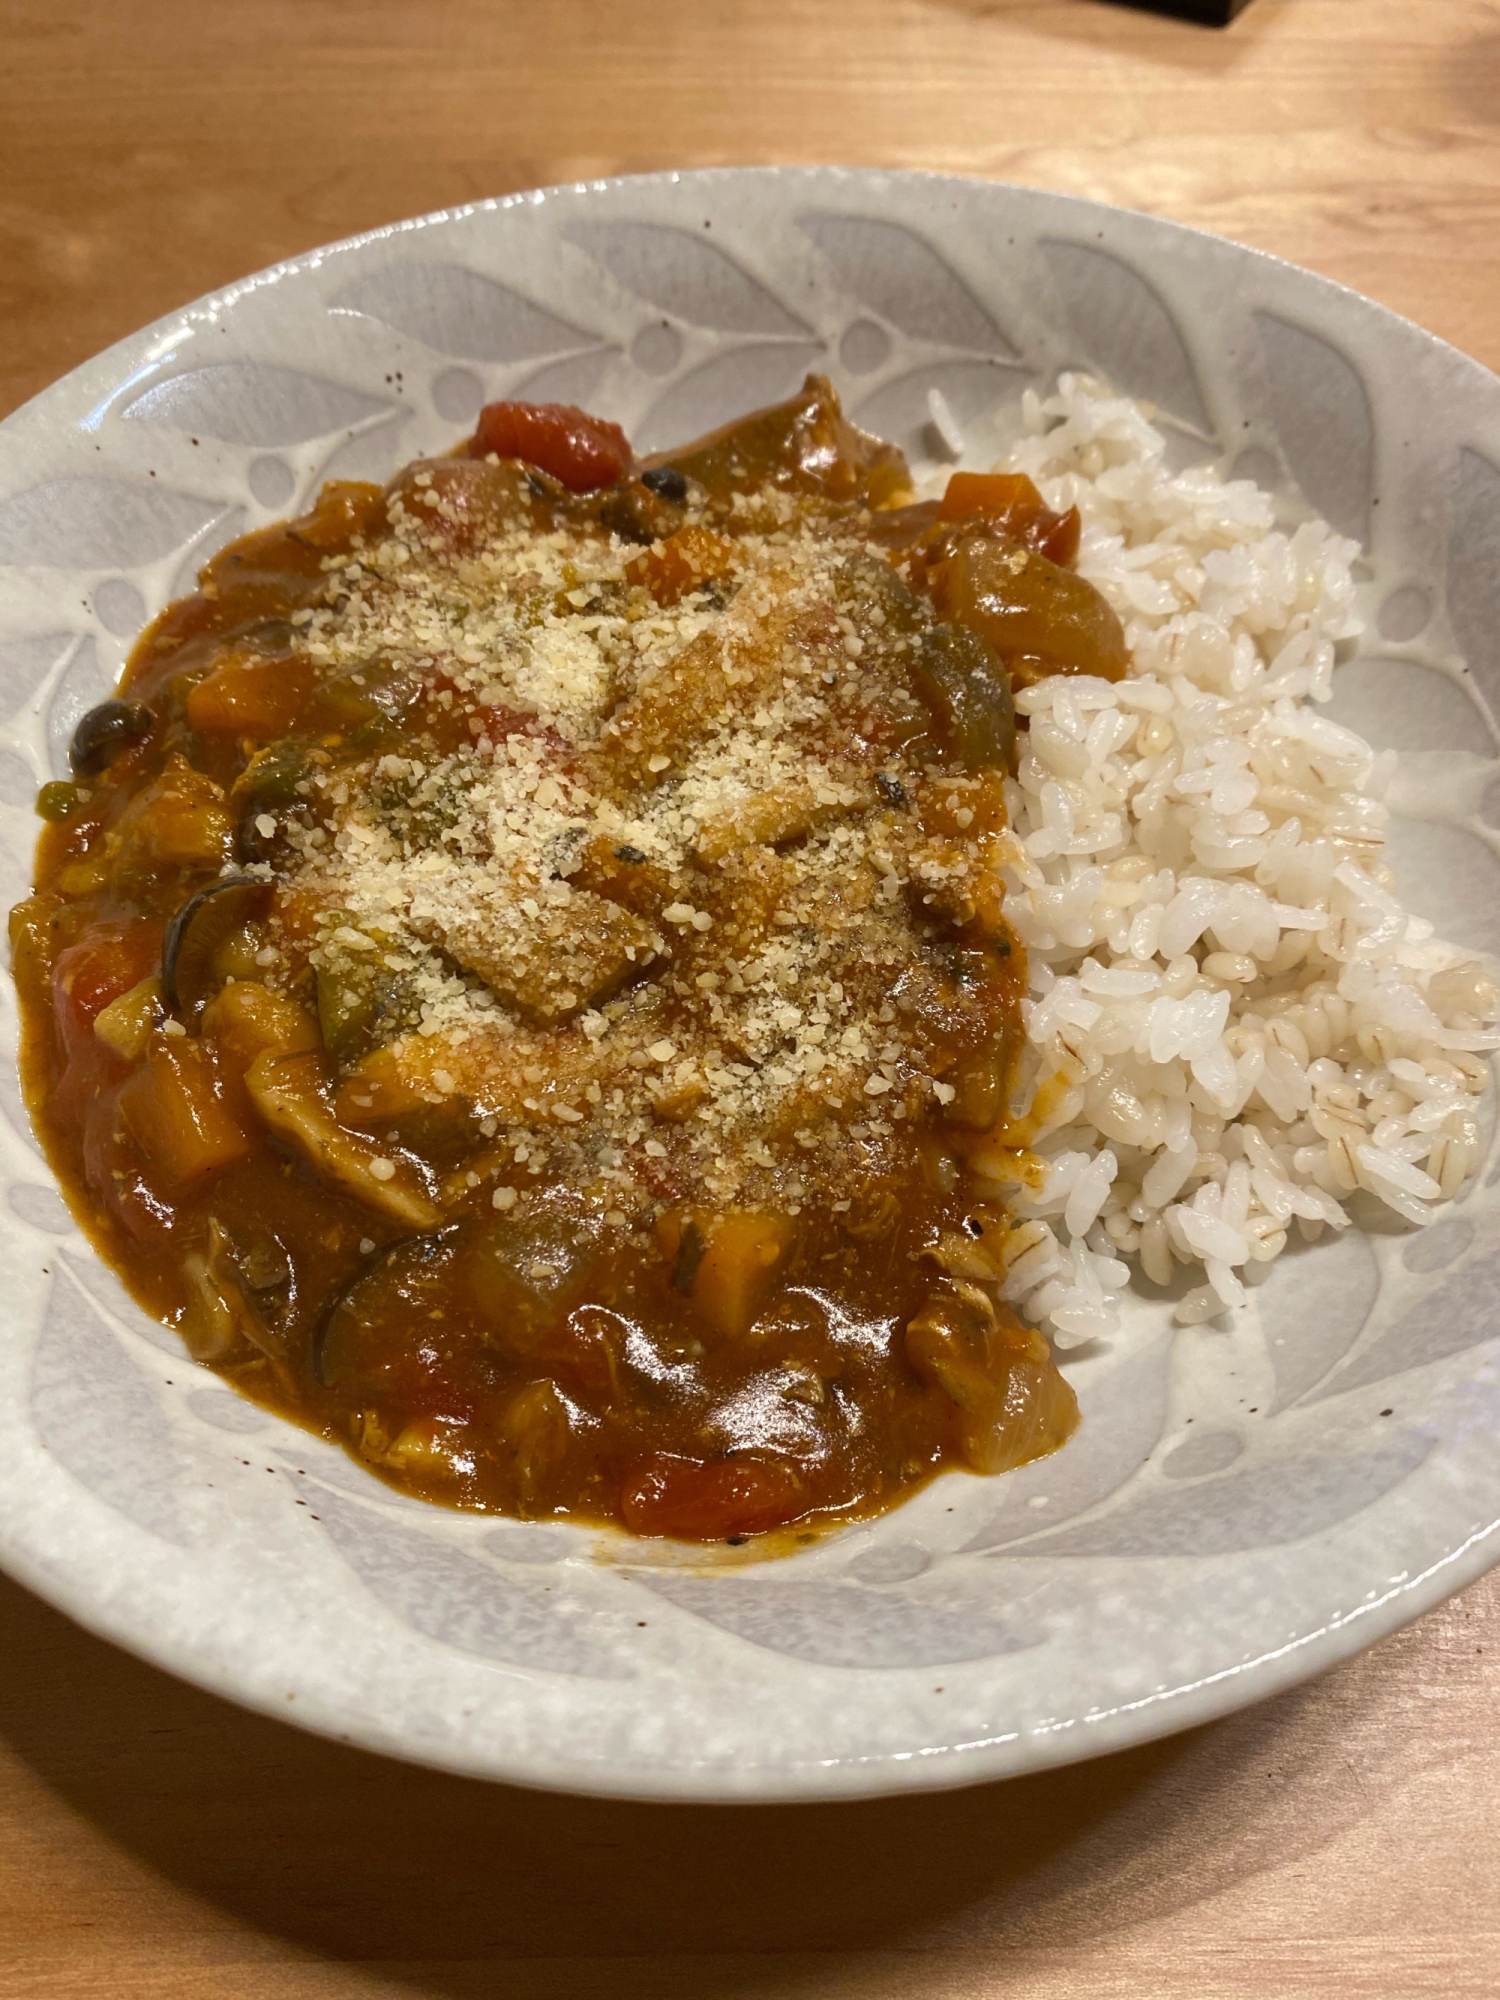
(36, 781, 82, 821)
(233, 738, 311, 812)
(316, 961, 415, 1067)
(911, 624, 1016, 773)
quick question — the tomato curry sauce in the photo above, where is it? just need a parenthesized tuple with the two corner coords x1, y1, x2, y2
(11, 378, 1129, 1542)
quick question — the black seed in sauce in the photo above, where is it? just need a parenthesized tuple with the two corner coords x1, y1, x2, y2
(641, 466, 688, 503)
(69, 699, 154, 778)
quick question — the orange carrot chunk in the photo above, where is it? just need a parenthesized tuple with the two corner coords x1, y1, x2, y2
(119, 1038, 256, 1187)
(624, 525, 736, 607)
(938, 471, 1081, 566)
(186, 651, 314, 739)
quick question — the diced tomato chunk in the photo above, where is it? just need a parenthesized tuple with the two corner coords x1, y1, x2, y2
(82, 1094, 177, 1244)
(620, 1451, 805, 1540)
(470, 401, 633, 492)
(52, 923, 161, 1063)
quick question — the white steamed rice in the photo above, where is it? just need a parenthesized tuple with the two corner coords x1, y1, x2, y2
(964, 376, 1500, 1343)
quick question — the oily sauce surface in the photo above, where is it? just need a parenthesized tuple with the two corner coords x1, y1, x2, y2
(11, 380, 1114, 1541)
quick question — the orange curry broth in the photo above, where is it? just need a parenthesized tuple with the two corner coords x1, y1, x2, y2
(10, 379, 1124, 1542)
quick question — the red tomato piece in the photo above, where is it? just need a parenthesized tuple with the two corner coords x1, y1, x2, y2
(620, 1451, 805, 1541)
(82, 1094, 176, 1245)
(48, 921, 162, 1131)
(471, 401, 633, 492)
(52, 922, 160, 1062)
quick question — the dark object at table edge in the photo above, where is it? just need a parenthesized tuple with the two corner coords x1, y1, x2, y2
(1105, 0, 1255, 26)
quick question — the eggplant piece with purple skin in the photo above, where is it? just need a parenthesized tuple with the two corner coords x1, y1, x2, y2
(162, 874, 272, 1023)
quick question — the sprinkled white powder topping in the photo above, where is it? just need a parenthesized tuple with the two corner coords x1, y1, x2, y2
(260, 463, 1019, 1213)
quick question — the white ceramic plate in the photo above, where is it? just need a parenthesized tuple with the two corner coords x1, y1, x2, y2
(3, 169, 1500, 1803)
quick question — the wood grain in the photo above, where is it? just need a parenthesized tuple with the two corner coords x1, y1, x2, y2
(3, 0, 1500, 425)
(4, 0, 1500, 1993)
(3, 1566, 1499, 1998)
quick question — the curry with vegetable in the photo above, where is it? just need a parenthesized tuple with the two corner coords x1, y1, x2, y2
(11, 378, 1129, 1541)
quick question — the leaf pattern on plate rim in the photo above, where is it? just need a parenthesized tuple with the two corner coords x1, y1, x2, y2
(431, 366, 485, 425)
(186, 1385, 273, 1434)
(1381, 816, 1500, 962)
(632, 1572, 1043, 1669)
(91, 577, 148, 638)
(121, 362, 393, 447)
(0, 1045, 44, 1159)
(1254, 311, 1375, 544)
(798, 214, 1015, 356)
(510, 348, 615, 413)
(7, 1181, 74, 1234)
(247, 456, 297, 510)
(1039, 239, 1210, 432)
(62, 1247, 183, 1357)
(29, 1263, 187, 1545)
(330, 261, 595, 364)
(1258, 1228, 1381, 1415)
(305, 1479, 635, 1679)
(1318, 653, 1488, 757)
(994, 1432, 1433, 1560)
(0, 477, 227, 570)
(636, 342, 825, 458)
(851, 358, 1028, 466)
(0, 744, 39, 811)
(168, 506, 249, 602)
(44, 634, 112, 779)
(1447, 446, 1500, 716)
(0, 631, 77, 722)
(1297, 1237, 1500, 1405)
(565, 221, 808, 336)
(1160, 1429, 1244, 1479)
(307, 417, 412, 494)
(1401, 1214, 1474, 1275)
(844, 1541, 931, 1584)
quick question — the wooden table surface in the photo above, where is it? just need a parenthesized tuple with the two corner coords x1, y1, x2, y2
(4, 2, 1500, 1994)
